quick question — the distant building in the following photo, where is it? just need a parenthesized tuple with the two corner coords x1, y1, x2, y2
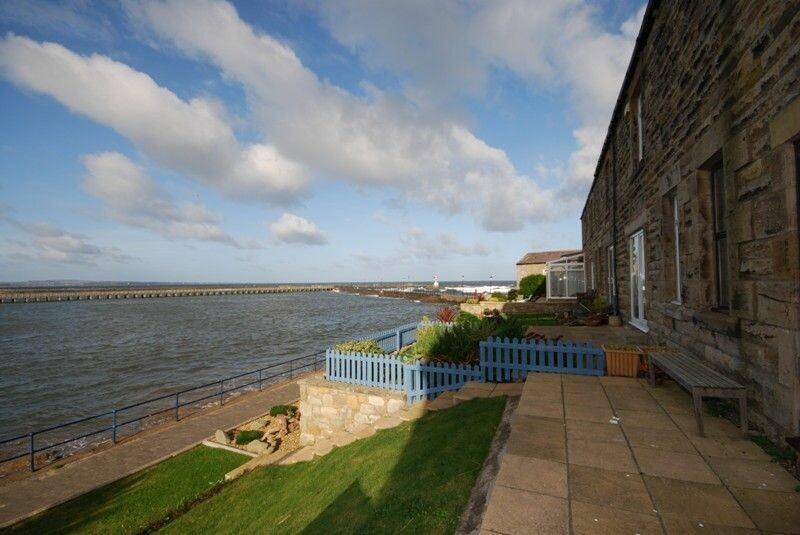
(580, 0, 800, 439)
(515, 250, 581, 285)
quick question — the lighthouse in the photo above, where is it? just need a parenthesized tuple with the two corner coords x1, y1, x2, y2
(433, 275, 440, 289)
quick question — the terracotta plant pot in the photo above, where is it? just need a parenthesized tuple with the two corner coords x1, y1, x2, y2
(608, 315, 622, 327)
(602, 345, 642, 377)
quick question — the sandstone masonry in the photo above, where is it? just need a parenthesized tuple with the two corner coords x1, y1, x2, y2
(581, 0, 800, 439)
(297, 376, 405, 446)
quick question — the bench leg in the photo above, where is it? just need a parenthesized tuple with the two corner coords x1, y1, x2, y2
(648, 355, 656, 387)
(738, 392, 748, 437)
(692, 390, 705, 437)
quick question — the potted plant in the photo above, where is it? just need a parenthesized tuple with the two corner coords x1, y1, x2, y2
(602, 344, 642, 377)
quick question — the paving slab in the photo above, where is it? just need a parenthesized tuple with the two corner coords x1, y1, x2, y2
(516, 400, 564, 420)
(568, 438, 637, 473)
(491, 382, 524, 396)
(495, 454, 567, 498)
(564, 403, 615, 424)
(622, 425, 697, 454)
(687, 435, 771, 461)
(564, 389, 610, 408)
(570, 500, 663, 535)
(632, 447, 720, 484)
(615, 408, 678, 431)
(704, 456, 800, 491)
(505, 417, 566, 463)
(728, 486, 800, 534)
(568, 464, 655, 514)
(660, 516, 760, 534)
(482, 486, 568, 535)
(565, 419, 626, 444)
(671, 412, 742, 438)
(644, 476, 755, 528)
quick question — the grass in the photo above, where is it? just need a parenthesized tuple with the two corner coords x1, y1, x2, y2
(160, 396, 506, 534)
(234, 430, 263, 445)
(7, 446, 248, 534)
(509, 313, 561, 326)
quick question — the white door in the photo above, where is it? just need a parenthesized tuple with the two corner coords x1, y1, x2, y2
(629, 230, 647, 331)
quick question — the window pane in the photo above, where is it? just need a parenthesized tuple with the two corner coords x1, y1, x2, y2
(717, 236, 729, 307)
(567, 269, 584, 297)
(713, 168, 726, 232)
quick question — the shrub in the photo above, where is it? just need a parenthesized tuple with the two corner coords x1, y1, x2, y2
(507, 289, 518, 301)
(465, 298, 479, 305)
(455, 311, 481, 328)
(235, 430, 263, 445)
(414, 324, 449, 359)
(519, 274, 546, 298)
(333, 340, 385, 354)
(435, 306, 458, 323)
(270, 404, 297, 417)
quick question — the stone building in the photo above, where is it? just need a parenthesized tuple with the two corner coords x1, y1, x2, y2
(515, 249, 581, 285)
(581, 0, 800, 439)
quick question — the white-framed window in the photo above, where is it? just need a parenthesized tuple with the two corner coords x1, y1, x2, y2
(629, 230, 647, 332)
(546, 253, 585, 299)
(606, 245, 615, 298)
(636, 93, 644, 161)
(672, 195, 682, 304)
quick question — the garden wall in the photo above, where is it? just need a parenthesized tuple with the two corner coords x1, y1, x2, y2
(297, 376, 405, 446)
(459, 301, 575, 317)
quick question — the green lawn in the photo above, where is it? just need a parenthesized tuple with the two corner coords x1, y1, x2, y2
(8, 446, 248, 534)
(509, 313, 561, 326)
(161, 396, 506, 534)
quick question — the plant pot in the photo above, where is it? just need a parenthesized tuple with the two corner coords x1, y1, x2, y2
(608, 314, 622, 327)
(585, 314, 603, 326)
(602, 345, 642, 377)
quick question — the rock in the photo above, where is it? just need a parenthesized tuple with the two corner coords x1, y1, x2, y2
(214, 429, 228, 444)
(245, 440, 271, 455)
(313, 438, 334, 457)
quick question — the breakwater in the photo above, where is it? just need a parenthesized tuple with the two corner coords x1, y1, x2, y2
(0, 284, 333, 304)
(337, 285, 466, 304)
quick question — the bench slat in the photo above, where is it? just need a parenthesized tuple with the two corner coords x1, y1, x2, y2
(650, 351, 742, 389)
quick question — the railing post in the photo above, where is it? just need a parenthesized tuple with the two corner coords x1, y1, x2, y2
(395, 329, 401, 351)
(289, 359, 294, 379)
(175, 393, 180, 421)
(219, 380, 224, 406)
(258, 369, 262, 390)
(112, 409, 117, 444)
(29, 432, 34, 472)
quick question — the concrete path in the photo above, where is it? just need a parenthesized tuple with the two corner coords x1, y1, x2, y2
(0, 376, 306, 528)
(481, 373, 800, 534)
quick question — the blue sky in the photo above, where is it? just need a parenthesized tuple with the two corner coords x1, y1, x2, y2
(0, 0, 644, 283)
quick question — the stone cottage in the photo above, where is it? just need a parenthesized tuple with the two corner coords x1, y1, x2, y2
(515, 249, 581, 285)
(581, 0, 799, 439)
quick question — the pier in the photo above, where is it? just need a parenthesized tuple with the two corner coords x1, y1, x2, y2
(0, 285, 334, 304)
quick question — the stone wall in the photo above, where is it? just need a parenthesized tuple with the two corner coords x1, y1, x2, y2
(581, 0, 800, 439)
(297, 376, 405, 446)
(515, 263, 546, 285)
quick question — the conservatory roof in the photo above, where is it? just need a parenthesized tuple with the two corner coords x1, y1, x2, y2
(516, 250, 581, 265)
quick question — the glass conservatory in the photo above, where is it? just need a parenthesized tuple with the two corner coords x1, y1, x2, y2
(545, 252, 585, 299)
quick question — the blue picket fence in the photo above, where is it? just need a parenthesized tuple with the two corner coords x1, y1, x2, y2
(480, 337, 605, 380)
(325, 324, 606, 405)
(404, 361, 483, 404)
(326, 350, 405, 389)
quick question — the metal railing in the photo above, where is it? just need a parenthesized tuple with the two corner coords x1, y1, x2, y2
(0, 350, 325, 471)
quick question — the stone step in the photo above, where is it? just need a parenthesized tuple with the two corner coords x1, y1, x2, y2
(373, 414, 402, 430)
(398, 406, 428, 421)
(278, 445, 315, 465)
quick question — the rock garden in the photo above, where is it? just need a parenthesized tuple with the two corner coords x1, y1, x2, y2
(210, 404, 301, 458)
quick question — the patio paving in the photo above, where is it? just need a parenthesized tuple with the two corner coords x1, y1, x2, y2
(480, 373, 800, 534)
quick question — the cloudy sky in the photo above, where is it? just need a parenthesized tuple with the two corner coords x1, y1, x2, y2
(0, 0, 644, 283)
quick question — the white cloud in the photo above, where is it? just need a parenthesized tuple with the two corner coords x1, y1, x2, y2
(0, 33, 308, 204)
(268, 213, 327, 245)
(129, 0, 568, 231)
(82, 151, 253, 247)
(317, 0, 646, 196)
(0, 212, 133, 265)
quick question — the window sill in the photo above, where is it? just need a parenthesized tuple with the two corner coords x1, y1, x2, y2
(692, 309, 740, 337)
(629, 318, 649, 333)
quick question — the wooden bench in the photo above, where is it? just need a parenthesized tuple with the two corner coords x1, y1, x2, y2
(647, 351, 747, 437)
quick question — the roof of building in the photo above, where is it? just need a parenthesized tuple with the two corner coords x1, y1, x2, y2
(580, 0, 660, 219)
(516, 250, 582, 265)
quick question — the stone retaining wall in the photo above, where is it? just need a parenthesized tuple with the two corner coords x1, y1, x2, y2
(459, 300, 575, 317)
(297, 376, 405, 446)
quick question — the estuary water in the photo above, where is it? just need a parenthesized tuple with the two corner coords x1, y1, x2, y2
(0, 291, 436, 440)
